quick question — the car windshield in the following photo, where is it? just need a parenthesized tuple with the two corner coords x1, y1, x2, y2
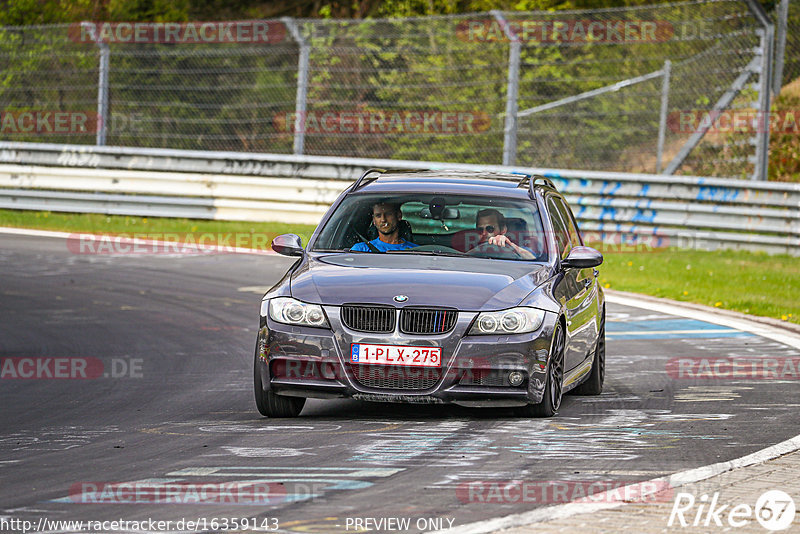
(311, 193, 548, 261)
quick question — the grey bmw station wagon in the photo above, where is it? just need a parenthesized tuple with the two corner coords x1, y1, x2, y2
(254, 169, 605, 417)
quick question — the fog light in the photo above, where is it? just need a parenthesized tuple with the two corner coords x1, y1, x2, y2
(508, 371, 524, 386)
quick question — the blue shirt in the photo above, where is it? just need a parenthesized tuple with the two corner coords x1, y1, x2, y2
(351, 238, 418, 252)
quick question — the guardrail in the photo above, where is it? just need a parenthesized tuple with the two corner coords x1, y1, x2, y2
(0, 141, 798, 255)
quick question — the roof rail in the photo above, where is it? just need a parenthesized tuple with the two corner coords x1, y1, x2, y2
(349, 168, 432, 192)
(516, 174, 556, 198)
(350, 168, 387, 192)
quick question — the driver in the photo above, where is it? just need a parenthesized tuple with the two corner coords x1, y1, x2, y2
(468, 208, 535, 259)
(351, 202, 419, 252)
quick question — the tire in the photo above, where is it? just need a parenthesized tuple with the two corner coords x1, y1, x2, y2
(253, 341, 305, 418)
(573, 309, 605, 396)
(517, 322, 565, 418)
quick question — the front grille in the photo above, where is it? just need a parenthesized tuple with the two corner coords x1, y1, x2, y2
(341, 305, 395, 333)
(400, 308, 458, 335)
(352, 364, 441, 390)
(459, 369, 509, 387)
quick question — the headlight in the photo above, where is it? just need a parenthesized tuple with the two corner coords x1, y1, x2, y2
(469, 307, 545, 335)
(267, 297, 329, 328)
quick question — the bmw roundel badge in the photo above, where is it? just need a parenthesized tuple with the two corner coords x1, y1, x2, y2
(393, 295, 409, 303)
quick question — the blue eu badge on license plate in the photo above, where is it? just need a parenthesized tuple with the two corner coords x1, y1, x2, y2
(351, 344, 359, 362)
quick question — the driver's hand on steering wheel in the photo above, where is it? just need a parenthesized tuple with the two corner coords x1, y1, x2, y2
(488, 235, 512, 247)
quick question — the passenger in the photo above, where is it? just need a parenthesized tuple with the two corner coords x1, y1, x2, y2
(351, 202, 418, 252)
(468, 208, 535, 259)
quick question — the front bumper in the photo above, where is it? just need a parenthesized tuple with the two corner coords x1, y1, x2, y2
(255, 306, 558, 408)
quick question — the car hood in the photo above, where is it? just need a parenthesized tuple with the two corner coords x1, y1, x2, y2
(290, 253, 551, 311)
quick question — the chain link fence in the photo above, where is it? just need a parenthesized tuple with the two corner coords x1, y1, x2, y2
(0, 0, 789, 179)
(774, 0, 800, 89)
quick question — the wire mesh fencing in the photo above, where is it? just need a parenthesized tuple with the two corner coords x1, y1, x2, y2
(774, 0, 799, 90)
(0, 0, 787, 179)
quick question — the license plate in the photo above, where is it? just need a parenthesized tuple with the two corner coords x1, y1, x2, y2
(350, 343, 441, 367)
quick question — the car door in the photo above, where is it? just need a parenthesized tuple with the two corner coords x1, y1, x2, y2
(547, 196, 597, 372)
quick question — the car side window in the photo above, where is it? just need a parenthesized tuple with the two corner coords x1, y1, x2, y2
(546, 197, 572, 260)
(552, 197, 582, 248)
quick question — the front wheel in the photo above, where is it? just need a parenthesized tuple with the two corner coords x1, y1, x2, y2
(517, 323, 564, 418)
(254, 342, 305, 418)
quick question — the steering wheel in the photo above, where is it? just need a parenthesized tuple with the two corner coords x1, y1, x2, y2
(466, 240, 524, 259)
(409, 244, 462, 254)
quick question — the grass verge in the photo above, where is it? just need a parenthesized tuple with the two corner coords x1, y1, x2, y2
(598, 248, 799, 325)
(1, 209, 797, 325)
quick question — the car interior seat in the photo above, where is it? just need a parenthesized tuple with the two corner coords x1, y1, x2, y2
(366, 220, 414, 243)
(504, 218, 545, 258)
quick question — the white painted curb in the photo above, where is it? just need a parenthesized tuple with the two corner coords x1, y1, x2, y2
(429, 293, 800, 534)
(429, 432, 800, 534)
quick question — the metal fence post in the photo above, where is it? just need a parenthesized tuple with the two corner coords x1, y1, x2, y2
(96, 42, 110, 146)
(283, 18, 309, 156)
(656, 60, 671, 174)
(773, 0, 789, 95)
(491, 11, 520, 167)
(744, 0, 774, 181)
(82, 22, 110, 146)
(753, 25, 773, 181)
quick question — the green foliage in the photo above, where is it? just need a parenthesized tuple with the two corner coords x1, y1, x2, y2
(0, 0, 778, 23)
(0, 0, 92, 26)
(0, 0, 189, 25)
(0, 0, 787, 177)
(598, 247, 800, 324)
(768, 92, 800, 182)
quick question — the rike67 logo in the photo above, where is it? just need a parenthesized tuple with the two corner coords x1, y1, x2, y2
(669, 490, 796, 531)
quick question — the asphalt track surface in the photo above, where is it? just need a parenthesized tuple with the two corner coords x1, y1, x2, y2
(1, 233, 799, 534)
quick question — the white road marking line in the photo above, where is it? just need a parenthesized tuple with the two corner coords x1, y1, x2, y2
(609, 329, 741, 335)
(237, 286, 273, 293)
(606, 293, 800, 350)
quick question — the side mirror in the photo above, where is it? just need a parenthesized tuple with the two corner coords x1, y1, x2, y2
(271, 234, 304, 257)
(561, 246, 603, 269)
